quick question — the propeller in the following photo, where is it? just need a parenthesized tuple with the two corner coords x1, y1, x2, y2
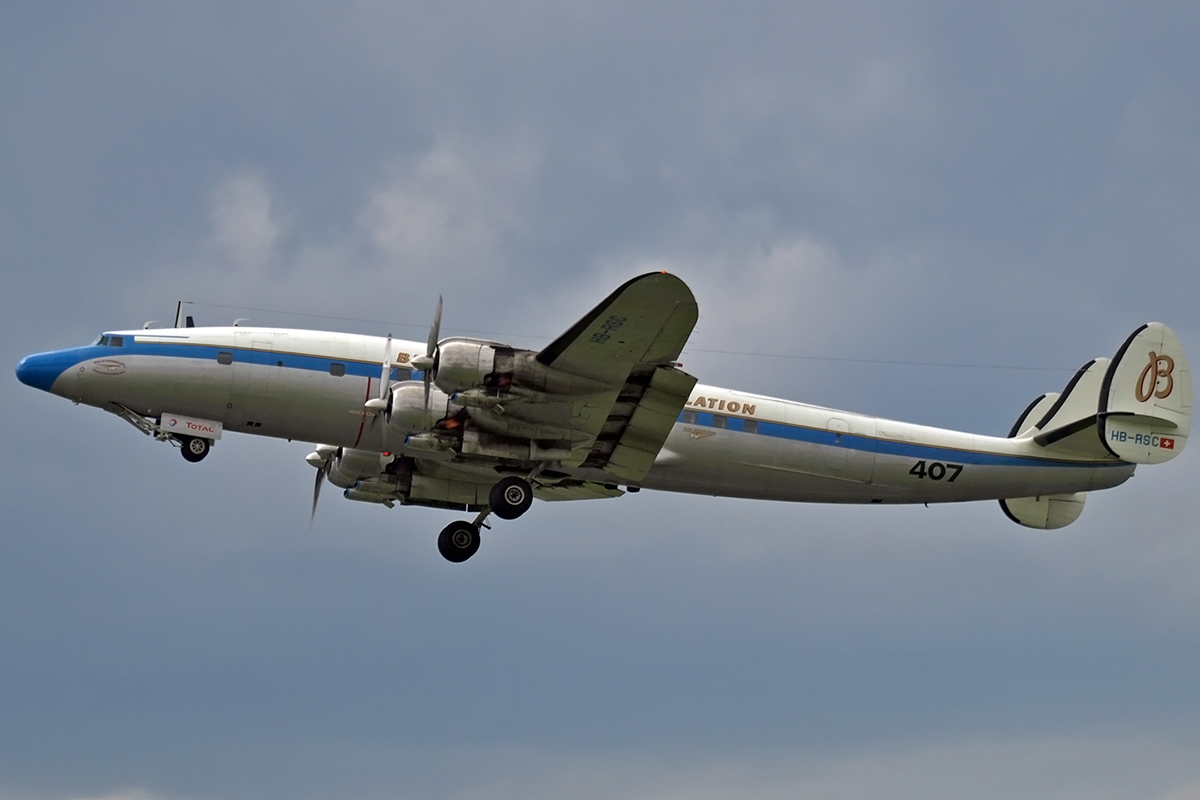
(410, 295, 442, 411)
(305, 446, 337, 525)
(364, 334, 394, 444)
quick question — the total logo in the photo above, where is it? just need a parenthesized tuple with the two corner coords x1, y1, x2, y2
(167, 417, 215, 434)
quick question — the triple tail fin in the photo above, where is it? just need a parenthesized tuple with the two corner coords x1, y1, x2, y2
(1006, 322, 1192, 463)
(1000, 322, 1191, 529)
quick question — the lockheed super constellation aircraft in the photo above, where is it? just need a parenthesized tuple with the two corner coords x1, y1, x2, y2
(15, 273, 1193, 562)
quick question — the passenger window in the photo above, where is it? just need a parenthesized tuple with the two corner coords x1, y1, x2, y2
(681, 410, 697, 424)
(329, 363, 346, 377)
(712, 414, 728, 429)
(109, 336, 124, 347)
(744, 419, 759, 434)
(392, 367, 411, 382)
(216, 352, 234, 365)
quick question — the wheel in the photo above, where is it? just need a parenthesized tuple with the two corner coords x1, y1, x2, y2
(489, 476, 533, 520)
(180, 436, 210, 463)
(437, 520, 480, 563)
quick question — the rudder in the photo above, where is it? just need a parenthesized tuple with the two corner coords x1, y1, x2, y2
(1099, 323, 1192, 464)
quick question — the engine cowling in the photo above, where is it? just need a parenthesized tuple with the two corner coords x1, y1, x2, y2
(434, 340, 514, 395)
(325, 447, 390, 489)
(386, 381, 458, 435)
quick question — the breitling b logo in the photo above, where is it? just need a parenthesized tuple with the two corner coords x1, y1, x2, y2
(1135, 351, 1175, 403)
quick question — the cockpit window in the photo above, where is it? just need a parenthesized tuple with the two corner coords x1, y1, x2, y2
(109, 336, 124, 347)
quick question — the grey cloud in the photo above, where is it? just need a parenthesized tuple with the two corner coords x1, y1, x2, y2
(3, 2, 1200, 799)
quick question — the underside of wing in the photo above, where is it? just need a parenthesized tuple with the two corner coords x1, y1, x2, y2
(537, 272, 698, 384)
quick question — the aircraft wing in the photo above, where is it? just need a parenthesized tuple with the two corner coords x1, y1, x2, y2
(537, 272, 698, 383)
(446, 273, 698, 484)
(536, 272, 698, 481)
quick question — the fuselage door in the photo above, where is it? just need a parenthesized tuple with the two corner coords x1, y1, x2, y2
(827, 417, 851, 469)
(231, 332, 279, 430)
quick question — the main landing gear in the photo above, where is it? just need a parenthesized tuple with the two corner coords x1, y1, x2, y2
(436, 476, 535, 563)
(489, 475, 534, 520)
(437, 520, 481, 563)
(179, 436, 211, 463)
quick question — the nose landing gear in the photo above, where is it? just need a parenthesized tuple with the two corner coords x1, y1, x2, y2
(179, 436, 211, 462)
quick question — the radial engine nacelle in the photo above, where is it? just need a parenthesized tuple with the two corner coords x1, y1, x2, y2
(305, 446, 392, 489)
(432, 338, 610, 398)
(385, 381, 458, 435)
(433, 340, 515, 395)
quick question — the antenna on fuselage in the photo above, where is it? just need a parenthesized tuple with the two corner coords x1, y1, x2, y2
(173, 301, 196, 328)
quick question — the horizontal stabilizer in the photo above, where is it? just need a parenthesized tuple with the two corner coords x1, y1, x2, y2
(1099, 322, 1192, 464)
(1000, 493, 1087, 529)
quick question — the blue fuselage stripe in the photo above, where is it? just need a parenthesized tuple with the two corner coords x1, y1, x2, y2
(680, 411, 1123, 470)
(28, 342, 418, 382)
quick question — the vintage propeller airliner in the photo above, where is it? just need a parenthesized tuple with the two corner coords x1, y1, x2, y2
(15, 273, 1193, 562)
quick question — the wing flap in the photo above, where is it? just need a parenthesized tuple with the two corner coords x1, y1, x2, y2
(533, 481, 625, 502)
(598, 366, 697, 482)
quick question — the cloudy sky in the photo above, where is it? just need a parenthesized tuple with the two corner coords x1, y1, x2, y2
(3, 2, 1200, 798)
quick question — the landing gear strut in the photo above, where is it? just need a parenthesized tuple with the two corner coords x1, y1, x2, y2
(438, 520, 480, 563)
(180, 436, 210, 463)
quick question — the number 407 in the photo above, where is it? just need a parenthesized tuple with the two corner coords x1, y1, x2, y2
(909, 460, 963, 482)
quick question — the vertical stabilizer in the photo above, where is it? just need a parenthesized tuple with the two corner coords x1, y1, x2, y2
(1099, 323, 1192, 464)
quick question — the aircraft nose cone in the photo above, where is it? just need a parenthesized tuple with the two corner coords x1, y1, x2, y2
(16, 352, 69, 392)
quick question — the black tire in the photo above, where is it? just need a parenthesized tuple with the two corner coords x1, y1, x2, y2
(180, 436, 210, 463)
(437, 520, 480, 563)
(489, 476, 533, 520)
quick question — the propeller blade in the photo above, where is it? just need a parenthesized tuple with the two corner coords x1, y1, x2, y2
(427, 296, 442, 358)
(377, 334, 394, 447)
(418, 296, 442, 412)
(379, 334, 392, 401)
(310, 464, 325, 525)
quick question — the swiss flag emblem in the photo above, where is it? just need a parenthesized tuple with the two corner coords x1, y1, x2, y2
(1160, 437, 1175, 450)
